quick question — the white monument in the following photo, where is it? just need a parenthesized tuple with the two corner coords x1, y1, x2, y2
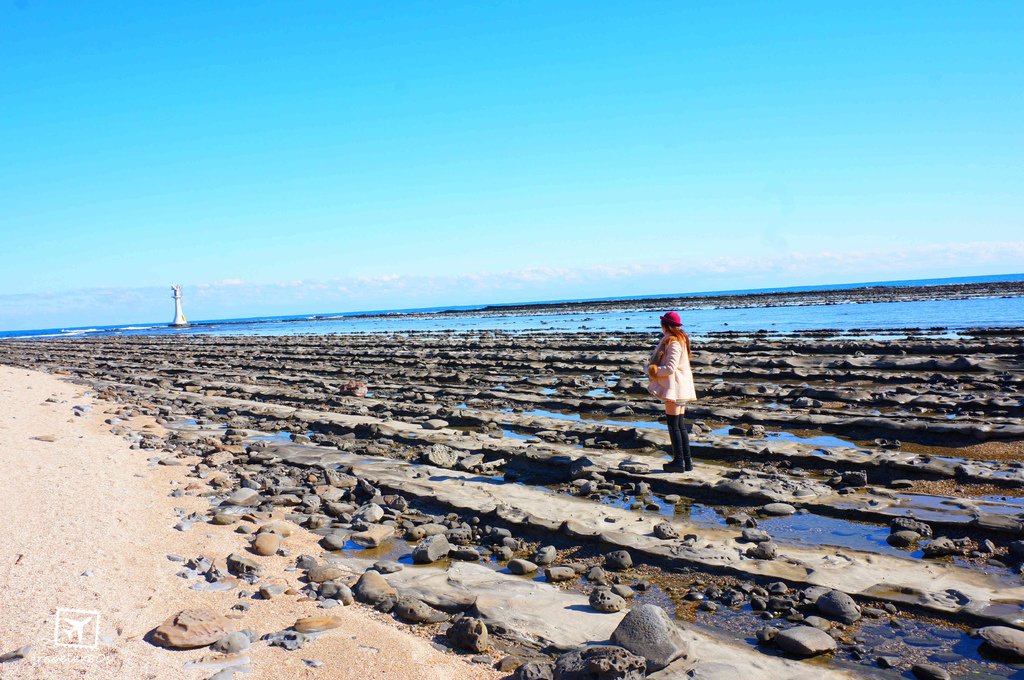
(170, 284, 188, 327)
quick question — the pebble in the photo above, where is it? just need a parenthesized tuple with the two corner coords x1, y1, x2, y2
(293, 616, 342, 633)
(508, 559, 538, 575)
(604, 550, 632, 571)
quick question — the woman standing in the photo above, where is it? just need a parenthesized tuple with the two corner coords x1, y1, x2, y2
(647, 311, 697, 471)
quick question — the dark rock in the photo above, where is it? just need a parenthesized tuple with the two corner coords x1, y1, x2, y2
(604, 550, 633, 571)
(610, 603, 689, 671)
(393, 596, 448, 624)
(448, 616, 489, 653)
(553, 646, 646, 680)
(653, 522, 678, 540)
(815, 590, 860, 624)
(516, 661, 555, 680)
(887, 530, 921, 548)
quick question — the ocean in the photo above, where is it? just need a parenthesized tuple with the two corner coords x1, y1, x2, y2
(3, 274, 1022, 340)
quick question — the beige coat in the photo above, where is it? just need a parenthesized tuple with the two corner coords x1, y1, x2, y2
(646, 335, 697, 402)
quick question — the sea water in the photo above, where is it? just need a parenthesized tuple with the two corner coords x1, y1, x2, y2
(3, 275, 1022, 340)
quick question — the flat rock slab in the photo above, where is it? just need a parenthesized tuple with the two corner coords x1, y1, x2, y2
(272, 444, 1024, 627)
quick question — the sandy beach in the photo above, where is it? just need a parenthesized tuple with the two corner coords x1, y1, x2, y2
(0, 365, 500, 679)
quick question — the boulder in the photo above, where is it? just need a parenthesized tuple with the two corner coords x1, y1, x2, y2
(815, 590, 860, 624)
(448, 616, 489, 653)
(306, 564, 346, 583)
(422, 444, 460, 468)
(590, 587, 627, 613)
(509, 559, 539, 575)
(353, 570, 397, 605)
(350, 524, 395, 548)
(412, 535, 450, 564)
(251, 532, 280, 556)
(610, 603, 690, 671)
(761, 503, 796, 516)
(653, 522, 679, 540)
(604, 550, 633, 571)
(226, 552, 264, 577)
(745, 542, 778, 560)
(774, 626, 836, 656)
(545, 567, 576, 583)
(393, 596, 448, 624)
(977, 625, 1024, 661)
(150, 609, 231, 649)
(887, 530, 920, 548)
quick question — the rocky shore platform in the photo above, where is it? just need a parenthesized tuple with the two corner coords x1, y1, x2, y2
(342, 278, 1024, 319)
(1, 325, 1023, 679)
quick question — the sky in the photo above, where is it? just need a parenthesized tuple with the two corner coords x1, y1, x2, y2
(1, 1, 1022, 330)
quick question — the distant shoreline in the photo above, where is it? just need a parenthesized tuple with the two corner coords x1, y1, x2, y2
(341, 278, 1024, 320)
(3, 273, 1023, 339)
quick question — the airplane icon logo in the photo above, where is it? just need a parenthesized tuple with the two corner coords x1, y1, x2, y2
(54, 609, 101, 648)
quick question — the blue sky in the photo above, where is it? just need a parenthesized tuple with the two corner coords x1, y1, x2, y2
(1, 1, 1022, 330)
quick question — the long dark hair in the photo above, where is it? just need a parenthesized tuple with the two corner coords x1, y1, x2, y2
(662, 322, 692, 358)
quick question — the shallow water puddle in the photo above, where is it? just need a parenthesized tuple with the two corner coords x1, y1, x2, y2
(520, 408, 667, 430)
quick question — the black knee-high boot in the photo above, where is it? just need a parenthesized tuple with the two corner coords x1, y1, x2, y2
(676, 417, 693, 471)
(664, 414, 687, 471)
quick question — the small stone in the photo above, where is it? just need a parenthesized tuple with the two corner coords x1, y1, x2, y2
(263, 630, 308, 650)
(448, 617, 489, 653)
(745, 542, 778, 560)
(604, 550, 632, 571)
(306, 564, 346, 583)
(761, 503, 796, 516)
(353, 570, 397, 605)
(252, 532, 281, 556)
(150, 609, 231, 649)
(911, 663, 950, 680)
(554, 646, 645, 679)
(0, 645, 32, 663)
(211, 631, 251, 654)
(653, 522, 678, 540)
(393, 596, 448, 624)
(773, 626, 836, 656)
(509, 559, 538, 575)
(816, 590, 860, 624)
(887, 530, 921, 548)
(590, 587, 627, 613)
(224, 488, 261, 507)
(293, 616, 342, 633)
(350, 524, 395, 548)
(226, 552, 264, 577)
(545, 566, 575, 583)
(412, 534, 450, 564)
(534, 545, 557, 565)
